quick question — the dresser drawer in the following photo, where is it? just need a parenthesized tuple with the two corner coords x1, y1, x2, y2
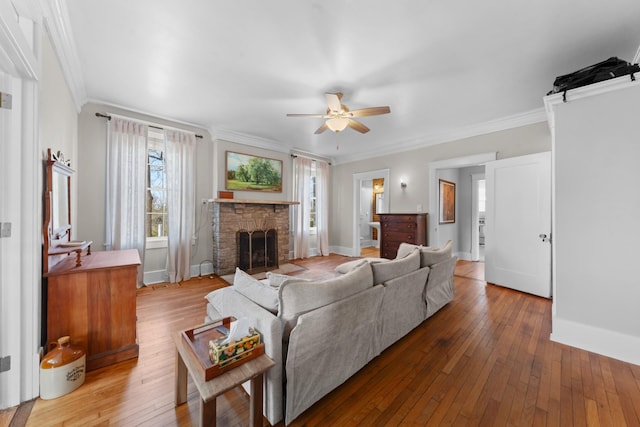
(381, 221, 418, 232)
(382, 231, 417, 244)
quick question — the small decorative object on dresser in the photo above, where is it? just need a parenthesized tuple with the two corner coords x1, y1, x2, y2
(379, 213, 428, 259)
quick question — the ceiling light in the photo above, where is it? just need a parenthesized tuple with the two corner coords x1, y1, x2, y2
(326, 117, 349, 132)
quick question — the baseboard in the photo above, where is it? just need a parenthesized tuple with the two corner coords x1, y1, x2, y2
(143, 262, 215, 285)
(330, 245, 355, 257)
(551, 316, 640, 366)
(456, 251, 472, 261)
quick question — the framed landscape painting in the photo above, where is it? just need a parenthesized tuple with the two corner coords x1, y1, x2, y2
(439, 179, 456, 224)
(225, 151, 283, 193)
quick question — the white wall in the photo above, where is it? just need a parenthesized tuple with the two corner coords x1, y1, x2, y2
(550, 80, 640, 365)
(330, 122, 552, 254)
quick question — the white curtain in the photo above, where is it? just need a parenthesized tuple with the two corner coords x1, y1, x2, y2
(316, 159, 330, 255)
(293, 156, 313, 258)
(165, 129, 196, 282)
(106, 118, 148, 285)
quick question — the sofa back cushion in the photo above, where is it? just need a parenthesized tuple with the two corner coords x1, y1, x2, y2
(233, 268, 279, 314)
(278, 260, 373, 336)
(419, 240, 453, 267)
(371, 248, 420, 284)
(396, 242, 421, 259)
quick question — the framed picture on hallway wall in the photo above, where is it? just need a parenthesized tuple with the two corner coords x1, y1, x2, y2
(225, 151, 283, 192)
(439, 179, 456, 224)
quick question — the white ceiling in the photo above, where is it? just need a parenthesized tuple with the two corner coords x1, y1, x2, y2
(61, 0, 640, 163)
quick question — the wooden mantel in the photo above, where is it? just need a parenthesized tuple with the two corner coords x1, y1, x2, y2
(212, 198, 299, 205)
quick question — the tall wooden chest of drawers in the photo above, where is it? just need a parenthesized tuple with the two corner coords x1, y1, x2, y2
(379, 213, 428, 259)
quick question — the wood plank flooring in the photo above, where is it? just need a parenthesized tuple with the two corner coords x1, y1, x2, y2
(14, 256, 640, 426)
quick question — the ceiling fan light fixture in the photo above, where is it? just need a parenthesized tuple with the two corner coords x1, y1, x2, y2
(326, 117, 349, 132)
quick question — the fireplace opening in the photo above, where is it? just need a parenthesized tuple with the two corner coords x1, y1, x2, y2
(237, 229, 278, 274)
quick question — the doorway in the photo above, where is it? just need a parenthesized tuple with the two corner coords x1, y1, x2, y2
(428, 153, 496, 261)
(471, 174, 486, 261)
(352, 169, 390, 257)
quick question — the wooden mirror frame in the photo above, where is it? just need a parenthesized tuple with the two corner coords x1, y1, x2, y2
(43, 148, 73, 273)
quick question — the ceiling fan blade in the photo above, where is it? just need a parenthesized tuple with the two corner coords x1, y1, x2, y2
(286, 113, 327, 118)
(348, 119, 370, 134)
(314, 122, 329, 134)
(325, 93, 343, 113)
(349, 106, 391, 118)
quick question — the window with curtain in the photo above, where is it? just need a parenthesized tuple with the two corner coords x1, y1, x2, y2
(107, 118, 196, 285)
(146, 128, 168, 246)
(293, 156, 329, 258)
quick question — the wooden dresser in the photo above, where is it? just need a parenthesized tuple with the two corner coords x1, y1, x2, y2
(45, 249, 141, 371)
(379, 213, 428, 259)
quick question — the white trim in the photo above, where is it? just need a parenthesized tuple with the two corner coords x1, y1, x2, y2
(352, 169, 390, 257)
(333, 108, 546, 165)
(91, 101, 208, 135)
(633, 43, 640, 64)
(39, 0, 85, 110)
(428, 153, 496, 247)
(143, 262, 215, 285)
(551, 316, 640, 366)
(0, 0, 38, 79)
(329, 245, 352, 257)
(213, 127, 292, 154)
(544, 72, 640, 130)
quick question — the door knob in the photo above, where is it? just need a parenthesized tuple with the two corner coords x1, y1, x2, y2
(539, 233, 551, 243)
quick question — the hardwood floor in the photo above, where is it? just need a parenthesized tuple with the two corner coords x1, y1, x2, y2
(16, 257, 640, 426)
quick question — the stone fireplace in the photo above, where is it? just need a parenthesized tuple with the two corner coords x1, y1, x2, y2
(210, 199, 297, 275)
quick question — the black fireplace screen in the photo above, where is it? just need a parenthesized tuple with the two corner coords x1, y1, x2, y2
(237, 229, 278, 273)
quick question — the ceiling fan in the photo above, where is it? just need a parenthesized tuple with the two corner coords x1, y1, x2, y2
(287, 92, 391, 134)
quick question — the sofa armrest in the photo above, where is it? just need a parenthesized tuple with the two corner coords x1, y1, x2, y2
(425, 257, 457, 317)
(204, 287, 284, 425)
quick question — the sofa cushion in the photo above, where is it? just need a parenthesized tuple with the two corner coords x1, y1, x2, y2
(396, 242, 421, 259)
(419, 240, 453, 267)
(233, 268, 279, 313)
(278, 260, 373, 336)
(266, 272, 310, 288)
(371, 249, 420, 284)
(335, 257, 388, 274)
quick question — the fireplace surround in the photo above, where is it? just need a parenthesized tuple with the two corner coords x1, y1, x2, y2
(210, 199, 298, 275)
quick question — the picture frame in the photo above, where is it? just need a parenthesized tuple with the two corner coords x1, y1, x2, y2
(439, 179, 456, 224)
(225, 151, 283, 193)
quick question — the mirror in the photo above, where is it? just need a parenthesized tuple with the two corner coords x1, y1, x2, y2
(51, 167, 70, 235)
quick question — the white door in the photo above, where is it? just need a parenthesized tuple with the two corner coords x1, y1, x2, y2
(485, 152, 551, 298)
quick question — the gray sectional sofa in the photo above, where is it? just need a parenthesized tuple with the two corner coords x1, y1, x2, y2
(204, 241, 457, 425)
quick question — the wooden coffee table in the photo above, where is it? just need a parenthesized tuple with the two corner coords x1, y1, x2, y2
(173, 332, 275, 427)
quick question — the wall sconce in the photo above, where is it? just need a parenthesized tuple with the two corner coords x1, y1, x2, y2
(400, 178, 407, 189)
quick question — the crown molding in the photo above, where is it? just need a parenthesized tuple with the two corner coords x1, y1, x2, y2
(333, 107, 547, 165)
(87, 98, 210, 134)
(40, 0, 86, 112)
(211, 127, 293, 154)
(543, 72, 639, 131)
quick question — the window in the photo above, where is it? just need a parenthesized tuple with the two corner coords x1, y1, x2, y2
(146, 129, 167, 243)
(478, 179, 486, 213)
(309, 162, 317, 231)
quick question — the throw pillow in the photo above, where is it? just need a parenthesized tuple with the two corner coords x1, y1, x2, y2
(419, 240, 453, 267)
(233, 268, 279, 314)
(335, 257, 388, 274)
(371, 248, 420, 284)
(266, 271, 309, 288)
(396, 242, 421, 259)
